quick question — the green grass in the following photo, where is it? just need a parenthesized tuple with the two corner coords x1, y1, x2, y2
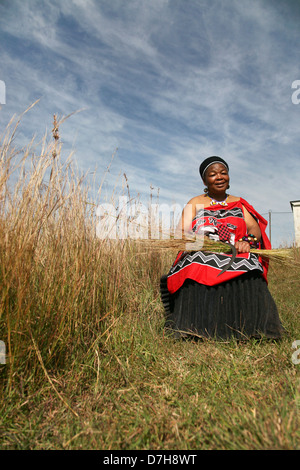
(0, 111, 299, 450)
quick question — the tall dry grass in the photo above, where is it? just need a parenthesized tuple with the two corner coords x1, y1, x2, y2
(0, 109, 170, 394)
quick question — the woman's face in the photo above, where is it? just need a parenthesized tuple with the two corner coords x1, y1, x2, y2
(203, 163, 229, 194)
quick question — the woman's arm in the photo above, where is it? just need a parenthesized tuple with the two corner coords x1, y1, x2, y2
(243, 206, 262, 240)
(174, 197, 199, 239)
(235, 205, 262, 253)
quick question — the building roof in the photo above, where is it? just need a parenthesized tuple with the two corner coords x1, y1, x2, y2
(290, 200, 300, 210)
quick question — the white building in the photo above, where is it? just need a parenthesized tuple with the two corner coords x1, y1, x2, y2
(290, 200, 300, 247)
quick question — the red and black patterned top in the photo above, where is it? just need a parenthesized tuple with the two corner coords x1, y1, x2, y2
(167, 198, 271, 294)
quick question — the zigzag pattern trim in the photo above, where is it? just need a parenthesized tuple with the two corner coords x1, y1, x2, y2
(194, 207, 244, 220)
(169, 251, 263, 274)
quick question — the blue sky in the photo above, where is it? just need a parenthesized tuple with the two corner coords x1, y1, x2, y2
(0, 0, 300, 247)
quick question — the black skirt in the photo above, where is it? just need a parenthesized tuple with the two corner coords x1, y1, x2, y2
(160, 271, 285, 340)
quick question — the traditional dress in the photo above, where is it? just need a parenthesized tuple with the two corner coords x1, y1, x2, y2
(160, 198, 285, 340)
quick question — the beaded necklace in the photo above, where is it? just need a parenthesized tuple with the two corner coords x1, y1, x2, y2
(207, 193, 229, 206)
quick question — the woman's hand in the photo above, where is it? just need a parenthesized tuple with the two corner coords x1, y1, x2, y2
(235, 240, 250, 253)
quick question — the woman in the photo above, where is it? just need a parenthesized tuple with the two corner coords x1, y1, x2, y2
(160, 156, 285, 340)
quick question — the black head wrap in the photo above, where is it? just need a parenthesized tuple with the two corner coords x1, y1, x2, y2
(199, 156, 229, 180)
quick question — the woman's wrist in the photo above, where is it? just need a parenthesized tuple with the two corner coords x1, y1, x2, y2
(238, 234, 259, 248)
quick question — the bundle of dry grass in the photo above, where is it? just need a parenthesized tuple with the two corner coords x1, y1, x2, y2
(137, 233, 298, 265)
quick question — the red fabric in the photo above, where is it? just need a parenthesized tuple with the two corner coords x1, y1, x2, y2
(167, 198, 271, 293)
(239, 198, 271, 249)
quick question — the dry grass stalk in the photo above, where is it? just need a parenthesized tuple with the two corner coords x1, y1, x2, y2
(136, 235, 298, 265)
(52, 114, 60, 159)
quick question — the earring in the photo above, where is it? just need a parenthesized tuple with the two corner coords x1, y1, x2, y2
(227, 184, 230, 189)
(204, 187, 208, 193)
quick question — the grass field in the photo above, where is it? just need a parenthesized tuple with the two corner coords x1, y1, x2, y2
(0, 113, 299, 450)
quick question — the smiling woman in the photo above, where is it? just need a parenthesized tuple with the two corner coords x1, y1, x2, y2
(160, 156, 285, 341)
